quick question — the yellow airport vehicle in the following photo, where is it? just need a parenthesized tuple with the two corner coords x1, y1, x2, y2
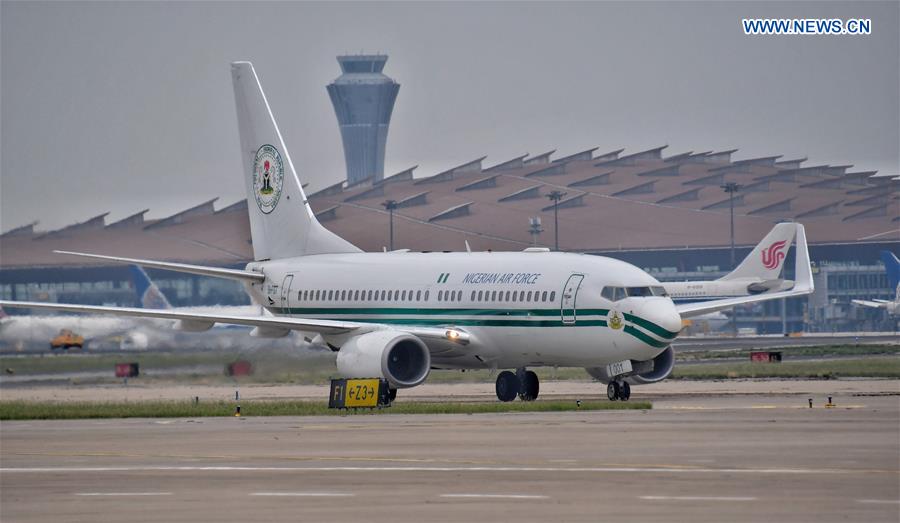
(50, 329, 84, 350)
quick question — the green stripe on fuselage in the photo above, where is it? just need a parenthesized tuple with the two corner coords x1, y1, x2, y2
(270, 306, 671, 348)
(279, 307, 609, 317)
(623, 325, 669, 348)
(623, 312, 679, 340)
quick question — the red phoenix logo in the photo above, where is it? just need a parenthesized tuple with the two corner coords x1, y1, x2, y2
(761, 240, 787, 270)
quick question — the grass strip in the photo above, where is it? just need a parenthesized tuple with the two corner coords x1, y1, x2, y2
(671, 357, 900, 379)
(0, 399, 650, 420)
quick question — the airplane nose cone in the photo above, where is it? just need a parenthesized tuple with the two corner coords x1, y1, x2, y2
(635, 299, 682, 342)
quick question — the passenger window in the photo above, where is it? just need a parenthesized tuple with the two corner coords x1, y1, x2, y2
(489, 291, 495, 301)
(424, 290, 430, 301)
(438, 290, 443, 301)
(478, 291, 483, 301)
(503, 291, 509, 301)
(416, 290, 422, 301)
(401, 290, 407, 301)
(549, 291, 556, 302)
(526, 291, 533, 301)
(471, 290, 476, 301)
(542, 291, 548, 302)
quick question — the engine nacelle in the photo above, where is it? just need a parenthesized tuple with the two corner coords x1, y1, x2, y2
(336, 331, 431, 388)
(585, 346, 674, 385)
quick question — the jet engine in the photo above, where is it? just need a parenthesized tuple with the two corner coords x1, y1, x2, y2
(585, 346, 674, 385)
(336, 331, 431, 388)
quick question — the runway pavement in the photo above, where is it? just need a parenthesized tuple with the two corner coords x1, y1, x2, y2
(2, 385, 898, 522)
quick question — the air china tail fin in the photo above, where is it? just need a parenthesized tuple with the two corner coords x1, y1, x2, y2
(129, 265, 173, 310)
(720, 222, 797, 282)
(231, 61, 360, 261)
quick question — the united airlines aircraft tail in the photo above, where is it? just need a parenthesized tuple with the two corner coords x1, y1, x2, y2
(129, 265, 173, 309)
(231, 61, 360, 261)
(721, 222, 797, 282)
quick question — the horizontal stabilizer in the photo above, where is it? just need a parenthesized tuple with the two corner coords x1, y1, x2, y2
(54, 250, 264, 283)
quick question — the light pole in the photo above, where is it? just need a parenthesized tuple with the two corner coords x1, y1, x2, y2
(381, 199, 398, 251)
(546, 190, 566, 251)
(720, 182, 742, 269)
(720, 182, 742, 336)
(528, 217, 544, 246)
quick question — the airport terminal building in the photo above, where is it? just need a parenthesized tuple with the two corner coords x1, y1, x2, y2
(2, 146, 897, 333)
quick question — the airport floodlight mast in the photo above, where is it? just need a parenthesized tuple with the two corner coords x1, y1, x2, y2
(382, 199, 399, 251)
(720, 182, 742, 269)
(528, 216, 544, 246)
(546, 191, 566, 251)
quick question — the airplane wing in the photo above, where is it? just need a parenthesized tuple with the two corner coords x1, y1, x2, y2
(0, 300, 470, 345)
(677, 224, 814, 318)
(851, 299, 887, 309)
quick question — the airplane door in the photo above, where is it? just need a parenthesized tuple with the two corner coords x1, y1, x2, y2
(281, 275, 294, 312)
(561, 274, 584, 325)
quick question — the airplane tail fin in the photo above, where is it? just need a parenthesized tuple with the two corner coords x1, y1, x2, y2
(880, 251, 900, 289)
(720, 222, 797, 282)
(129, 265, 173, 310)
(231, 61, 360, 261)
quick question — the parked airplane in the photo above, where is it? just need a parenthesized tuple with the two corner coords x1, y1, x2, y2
(0, 62, 814, 401)
(852, 251, 900, 316)
(664, 222, 798, 299)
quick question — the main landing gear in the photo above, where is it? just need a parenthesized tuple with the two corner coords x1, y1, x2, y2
(607, 380, 631, 401)
(495, 367, 540, 402)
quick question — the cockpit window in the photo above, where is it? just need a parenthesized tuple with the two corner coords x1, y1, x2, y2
(602, 285, 668, 301)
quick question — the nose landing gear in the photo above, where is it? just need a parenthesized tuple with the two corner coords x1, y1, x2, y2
(607, 380, 631, 401)
(495, 367, 540, 402)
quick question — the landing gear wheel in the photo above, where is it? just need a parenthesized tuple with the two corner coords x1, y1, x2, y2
(388, 388, 397, 402)
(607, 381, 620, 401)
(619, 381, 631, 401)
(495, 371, 518, 402)
(518, 370, 540, 401)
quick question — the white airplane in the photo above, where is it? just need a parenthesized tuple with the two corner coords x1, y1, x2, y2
(664, 222, 798, 300)
(0, 62, 814, 401)
(852, 251, 900, 316)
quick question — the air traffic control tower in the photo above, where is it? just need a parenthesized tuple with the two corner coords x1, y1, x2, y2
(327, 54, 400, 186)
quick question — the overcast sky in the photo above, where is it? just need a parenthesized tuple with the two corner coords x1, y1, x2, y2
(2, 1, 897, 231)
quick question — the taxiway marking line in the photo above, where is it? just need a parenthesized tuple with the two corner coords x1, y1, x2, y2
(442, 494, 548, 500)
(856, 499, 900, 504)
(75, 492, 172, 497)
(2, 465, 887, 475)
(640, 496, 757, 501)
(250, 492, 354, 497)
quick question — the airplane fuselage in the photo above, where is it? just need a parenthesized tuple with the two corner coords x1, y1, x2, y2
(245, 251, 682, 370)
